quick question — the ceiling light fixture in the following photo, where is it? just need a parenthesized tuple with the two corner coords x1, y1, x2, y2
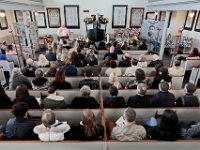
(154, 11, 158, 16)
(0, 11, 6, 17)
(189, 11, 195, 18)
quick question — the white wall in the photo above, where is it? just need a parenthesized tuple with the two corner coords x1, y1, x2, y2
(39, 0, 148, 35)
(167, 10, 200, 49)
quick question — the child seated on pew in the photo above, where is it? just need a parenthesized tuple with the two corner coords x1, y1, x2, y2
(33, 109, 70, 142)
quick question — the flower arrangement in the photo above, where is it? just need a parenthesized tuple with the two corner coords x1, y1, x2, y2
(84, 16, 109, 24)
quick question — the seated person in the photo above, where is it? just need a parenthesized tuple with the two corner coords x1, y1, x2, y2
(124, 59, 138, 76)
(151, 82, 175, 107)
(176, 83, 199, 107)
(37, 54, 50, 67)
(126, 68, 147, 89)
(103, 72, 123, 89)
(44, 64, 57, 77)
(13, 84, 40, 109)
(22, 58, 37, 77)
(42, 86, 66, 109)
(71, 85, 99, 108)
(127, 83, 150, 108)
(51, 69, 72, 89)
(151, 67, 172, 89)
(9, 68, 32, 90)
(55, 53, 65, 68)
(138, 40, 147, 50)
(105, 60, 122, 77)
(147, 109, 180, 141)
(5, 102, 37, 140)
(104, 86, 126, 108)
(118, 52, 132, 67)
(0, 51, 7, 60)
(79, 69, 99, 89)
(114, 43, 123, 54)
(77, 47, 86, 61)
(109, 107, 146, 141)
(137, 54, 147, 68)
(45, 48, 56, 61)
(147, 54, 163, 67)
(67, 109, 104, 140)
(0, 83, 12, 109)
(71, 51, 83, 67)
(34, 109, 71, 142)
(6, 45, 17, 55)
(82, 58, 101, 76)
(32, 69, 48, 89)
(63, 57, 78, 76)
(168, 60, 184, 76)
(129, 39, 138, 50)
(177, 48, 199, 61)
(103, 46, 117, 60)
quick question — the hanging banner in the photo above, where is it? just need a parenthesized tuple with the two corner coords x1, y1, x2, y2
(140, 20, 165, 52)
(29, 21, 39, 51)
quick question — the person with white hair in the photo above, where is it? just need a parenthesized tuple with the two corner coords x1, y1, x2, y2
(127, 83, 150, 107)
(32, 69, 48, 89)
(33, 109, 71, 141)
(148, 54, 163, 67)
(110, 107, 146, 141)
(9, 68, 32, 90)
(137, 54, 147, 68)
(22, 58, 37, 77)
(71, 85, 99, 108)
(37, 54, 50, 67)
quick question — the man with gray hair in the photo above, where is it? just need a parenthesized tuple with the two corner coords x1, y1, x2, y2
(32, 69, 48, 88)
(110, 107, 146, 141)
(22, 58, 36, 77)
(71, 85, 99, 108)
(127, 83, 150, 107)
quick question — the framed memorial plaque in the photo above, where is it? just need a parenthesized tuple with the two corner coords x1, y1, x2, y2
(34, 12, 47, 28)
(184, 10, 197, 31)
(130, 7, 144, 28)
(64, 5, 80, 28)
(112, 5, 128, 28)
(47, 8, 61, 28)
(0, 10, 8, 30)
(194, 11, 200, 32)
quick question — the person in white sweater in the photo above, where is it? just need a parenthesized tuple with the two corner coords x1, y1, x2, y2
(33, 109, 70, 142)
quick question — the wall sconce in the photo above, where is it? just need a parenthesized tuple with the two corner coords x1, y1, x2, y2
(0, 10, 6, 17)
(154, 11, 158, 16)
(34, 11, 38, 16)
(189, 11, 195, 18)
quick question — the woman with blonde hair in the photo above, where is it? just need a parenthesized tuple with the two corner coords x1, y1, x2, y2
(33, 109, 71, 141)
(69, 109, 104, 140)
(37, 54, 50, 67)
(108, 72, 122, 89)
(137, 54, 147, 68)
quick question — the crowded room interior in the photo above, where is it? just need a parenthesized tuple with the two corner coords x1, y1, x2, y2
(0, 0, 200, 150)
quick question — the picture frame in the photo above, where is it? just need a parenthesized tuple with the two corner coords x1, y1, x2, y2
(184, 10, 197, 31)
(0, 10, 8, 30)
(112, 5, 128, 28)
(64, 5, 80, 29)
(145, 12, 157, 20)
(130, 7, 144, 28)
(159, 11, 166, 21)
(46, 8, 61, 28)
(14, 10, 24, 23)
(194, 11, 200, 32)
(33, 12, 47, 28)
(14, 10, 32, 23)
